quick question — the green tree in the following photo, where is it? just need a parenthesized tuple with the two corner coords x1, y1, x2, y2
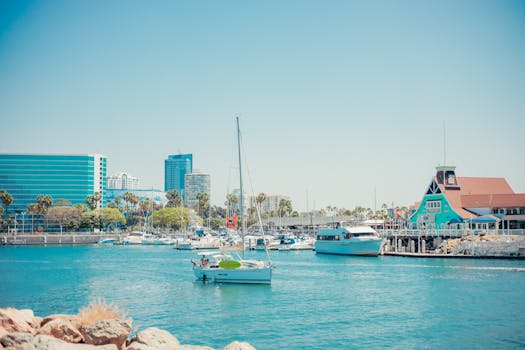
(99, 208, 126, 231)
(46, 206, 83, 233)
(152, 207, 189, 231)
(165, 190, 182, 208)
(0, 190, 13, 219)
(54, 198, 72, 207)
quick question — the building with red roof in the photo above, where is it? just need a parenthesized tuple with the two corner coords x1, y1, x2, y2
(410, 166, 525, 229)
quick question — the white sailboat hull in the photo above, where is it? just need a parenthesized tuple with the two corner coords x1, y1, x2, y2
(193, 265, 272, 284)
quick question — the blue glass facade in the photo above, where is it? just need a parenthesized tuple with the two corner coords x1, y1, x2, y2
(164, 154, 192, 199)
(0, 154, 107, 214)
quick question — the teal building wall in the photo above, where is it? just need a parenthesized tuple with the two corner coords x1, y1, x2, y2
(410, 192, 463, 228)
(0, 154, 107, 214)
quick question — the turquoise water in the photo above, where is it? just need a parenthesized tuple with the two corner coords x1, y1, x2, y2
(1, 245, 524, 349)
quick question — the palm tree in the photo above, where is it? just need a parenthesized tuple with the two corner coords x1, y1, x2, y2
(36, 195, 53, 214)
(0, 190, 13, 220)
(256, 192, 266, 214)
(166, 190, 182, 208)
(225, 193, 238, 217)
(196, 192, 210, 218)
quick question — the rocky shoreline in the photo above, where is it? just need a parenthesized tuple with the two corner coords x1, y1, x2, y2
(0, 307, 255, 350)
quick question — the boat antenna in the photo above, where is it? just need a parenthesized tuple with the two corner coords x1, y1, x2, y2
(237, 116, 246, 259)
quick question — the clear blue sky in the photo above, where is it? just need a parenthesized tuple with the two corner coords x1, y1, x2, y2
(1, 0, 524, 211)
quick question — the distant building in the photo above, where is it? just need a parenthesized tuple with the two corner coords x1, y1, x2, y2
(106, 188, 166, 206)
(164, 154, 192, 199)
(184, 171, 211, 207)
(107, 172, 139, 190)
(248, 194, 291, 215)
(410, 165, 525, 230)
(0, 153, 107, 214)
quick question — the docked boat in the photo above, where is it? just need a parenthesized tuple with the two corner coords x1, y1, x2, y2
(315, 224, 384, 256)
(122, 231, 145, 245)
(98, 237, 117, 245)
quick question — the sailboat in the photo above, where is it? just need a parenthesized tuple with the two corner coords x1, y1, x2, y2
(191, 117, 273, 284)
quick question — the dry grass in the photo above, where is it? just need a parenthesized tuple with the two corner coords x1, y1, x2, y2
(78, 299, 130, 327)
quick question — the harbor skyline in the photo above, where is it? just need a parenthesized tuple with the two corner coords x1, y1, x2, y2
(1, 1, 524, 211)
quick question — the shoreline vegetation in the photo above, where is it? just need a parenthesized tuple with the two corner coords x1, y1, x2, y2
(0, 301, 255, 350)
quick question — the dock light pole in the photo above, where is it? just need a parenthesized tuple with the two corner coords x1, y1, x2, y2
(21, 212, 25, 234)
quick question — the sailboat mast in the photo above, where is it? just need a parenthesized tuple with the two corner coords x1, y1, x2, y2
(236, 117, 246, 257)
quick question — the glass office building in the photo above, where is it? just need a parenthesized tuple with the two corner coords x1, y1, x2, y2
(184, 171, 211, 207)
(0, 154, 107, 214)
(164, 154, 192, 199)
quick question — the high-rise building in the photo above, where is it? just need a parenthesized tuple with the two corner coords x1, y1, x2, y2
(0, 154, 107, 214)
(107, 172, 140, 190)
(184, 171, 211, 207)
(164, 154, 192, 198)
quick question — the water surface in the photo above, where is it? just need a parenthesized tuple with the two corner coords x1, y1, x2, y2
(1, 245, 524, 349)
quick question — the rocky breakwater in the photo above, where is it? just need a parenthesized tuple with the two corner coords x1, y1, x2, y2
(436, 234, 525, 257)
(0, 306, 255, 350)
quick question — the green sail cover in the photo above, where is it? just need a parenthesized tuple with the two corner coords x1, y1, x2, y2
(219, 260, 241, 269)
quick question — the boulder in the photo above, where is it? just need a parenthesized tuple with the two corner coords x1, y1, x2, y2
(41, 315, 82, 331)
(129, 328, 179, 350)
(178, 346, 215, 350)
(0, 332, 34, 348)
(32, 334, 117, 349)
(125, 342, 156, 350)
(223, 341, 256, 350)
(0, 308, 35, 334)
(38, 318, 83, 343)
(80, 319, 131, 350)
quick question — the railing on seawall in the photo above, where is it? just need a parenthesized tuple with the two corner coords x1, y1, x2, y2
(1, 233, 120, 245)
(378, 228, 525, 238)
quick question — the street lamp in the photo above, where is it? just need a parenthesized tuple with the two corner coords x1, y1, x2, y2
(21, 212, 26, 234)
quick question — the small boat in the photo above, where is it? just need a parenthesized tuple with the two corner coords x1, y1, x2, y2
(122, 231, 145, 245)
(315, 224, 384, 256)
(152, 236, 175, 245)
(192, 251, 272, 284)
(98, 238, 117, 245)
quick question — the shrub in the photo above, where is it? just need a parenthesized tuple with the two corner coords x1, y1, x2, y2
(78, 299, 130, 327)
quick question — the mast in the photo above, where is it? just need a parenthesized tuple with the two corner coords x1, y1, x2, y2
(236, 116, 246, 258)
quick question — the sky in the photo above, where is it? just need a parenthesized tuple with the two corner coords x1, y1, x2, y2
(1, 0, 524, 212)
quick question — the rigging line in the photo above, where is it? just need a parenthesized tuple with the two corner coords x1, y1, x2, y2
(240, 131, 272, 265)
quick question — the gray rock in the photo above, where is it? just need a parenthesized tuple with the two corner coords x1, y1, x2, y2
(1, 332, 34, 348)
(131, 328, 179, 350)
(223, 341, 256, 350)
(80, 319, 131, 350)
